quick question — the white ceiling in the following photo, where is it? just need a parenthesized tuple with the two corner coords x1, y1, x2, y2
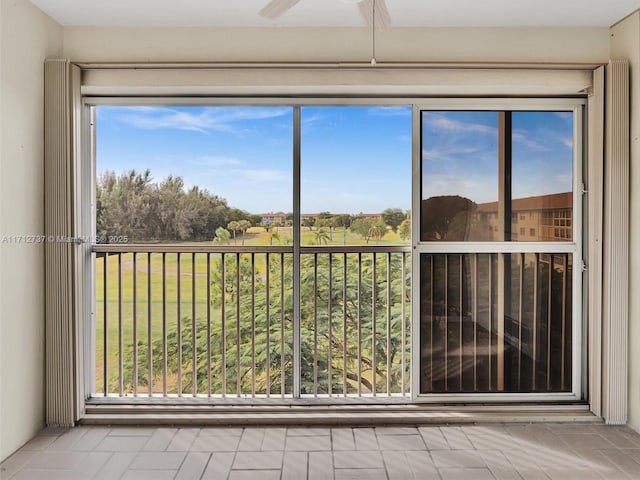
(30, 0, 640, 28)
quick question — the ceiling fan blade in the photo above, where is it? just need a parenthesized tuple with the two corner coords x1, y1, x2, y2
(259, 0, 303, 19)
(358, 0, 391, 28)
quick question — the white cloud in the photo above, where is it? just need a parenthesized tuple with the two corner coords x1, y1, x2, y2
(367, 106, 412, 117)
(232, 168, 289, 184)
(513, 131, 550, 152)
(422, 146, 484, 161)
(116, 106, 291, 134)
(424, 114, 497, 135)
(193, 156, 243, 167)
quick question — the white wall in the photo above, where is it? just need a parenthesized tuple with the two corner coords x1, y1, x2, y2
(63, 26, 610, 64)
(0, 0, 62, 462)
(610, 11, 640, 433)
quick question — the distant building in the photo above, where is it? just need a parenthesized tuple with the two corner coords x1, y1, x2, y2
(476, 192, 572, 241)
(260, 212, 286, 226)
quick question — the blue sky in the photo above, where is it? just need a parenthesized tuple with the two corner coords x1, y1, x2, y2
(96, 105, 412, 214)
(421, 111, 573, 204)
(96, 105, 573, 214)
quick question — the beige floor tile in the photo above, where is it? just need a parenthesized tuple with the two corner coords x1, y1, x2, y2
(511, 466, 551, 480)
(167, 428, 200, 451)
(288, 427, 331, 436)
(46, 428, 88, 451)
(331, 429, 355, 450)
(376, 434, 426, 451)
(20, 436, 58, 451)
(439, 467, 495, 480)
(121, 469, 177, 480)
(10, 469, 80, 480)
(261, 428, 287, 451)
(233, 451, 283, 470)
(334, 468, 387, 480)
(419, 426, 451, 450)
(68, 451, 112, 479)
(129, 451, 186, 470)
(93, 452, 136, 480)
(108, 427, 155, 437)
(441, 427, 474, 450)
(237, 429, 265, 451)
(25, 451, 88, 470)
(0, 450, 38, 479)
(556, 433, 615, 449)
(333, 451, 383, 469)
(353, 429, 378, 450)
(381, 451, 413, 479)
(191, 434, 240, 452)
(201, 452, 235, 479)
(282, 451, 308, 480)
(431, 450, 486, 468)
(286, 435, 332, 451)
(141, 428, 177, 451)
(95, 435, 150, 452)
(309, 451, 334, 480)
(487, 465, 524, 480)
(228, 470, 282, 480)
(70, 428, 111, 451)
(175, 452, 211, 480)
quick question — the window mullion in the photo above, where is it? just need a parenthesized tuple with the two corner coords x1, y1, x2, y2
(293, 106, 302, 398)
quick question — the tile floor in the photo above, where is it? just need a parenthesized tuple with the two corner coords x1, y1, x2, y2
(3, 423, 640, 479)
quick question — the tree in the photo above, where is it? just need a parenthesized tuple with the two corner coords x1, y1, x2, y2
(237, 220, 252, 246)
(350, 217, 388, 244)
(227, 221, 240, 244)
(127, 250, 411, 396)
(302, 217, 316, 230)
(214, 227, 231, 245)
(269, 230, 282, 246)
(382, 208, 406, 232)
(421, 195, 477, 241)
(312, 228, 331, 245)
(97, 169, 237, 243)
(398, 218, 411, 240)
(350, 218, 374, 243)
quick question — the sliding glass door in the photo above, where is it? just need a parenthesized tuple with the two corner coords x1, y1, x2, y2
(413, 100, 583, 400)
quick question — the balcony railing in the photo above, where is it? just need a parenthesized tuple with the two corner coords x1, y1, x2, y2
(92, 244, 411, 400)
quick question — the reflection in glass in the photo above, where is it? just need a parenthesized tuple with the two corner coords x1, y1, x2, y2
(421, 111, 499, 242)
(419, 253, 572, 393)
(511, 112, 573, 242)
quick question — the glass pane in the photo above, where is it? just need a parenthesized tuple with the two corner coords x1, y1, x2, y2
(95, 105, 293, 245)
(301, 106, 412, 246)
(421, 111, 499, 242)
(419, 253, 572, 394)
(511, 112, 574, 242)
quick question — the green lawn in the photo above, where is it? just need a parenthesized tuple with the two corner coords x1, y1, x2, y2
(94, 227, 411, 396)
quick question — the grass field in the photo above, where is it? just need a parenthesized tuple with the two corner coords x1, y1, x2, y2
(94, 227, 411, 395)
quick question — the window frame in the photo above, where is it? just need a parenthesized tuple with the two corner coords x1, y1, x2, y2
(411, 98, 585, 402)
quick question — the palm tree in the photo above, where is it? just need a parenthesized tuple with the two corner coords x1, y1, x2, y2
(214, 227, 231, 245)
(238, 220, 252, 246)
(227, 221, 240, 245)
(269, 230, 282, 246)
(312, 227, 331, 246)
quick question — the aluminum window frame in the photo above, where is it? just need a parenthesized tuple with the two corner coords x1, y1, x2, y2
(83, 95, 586, 404)
(411, 98, 585, 402)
